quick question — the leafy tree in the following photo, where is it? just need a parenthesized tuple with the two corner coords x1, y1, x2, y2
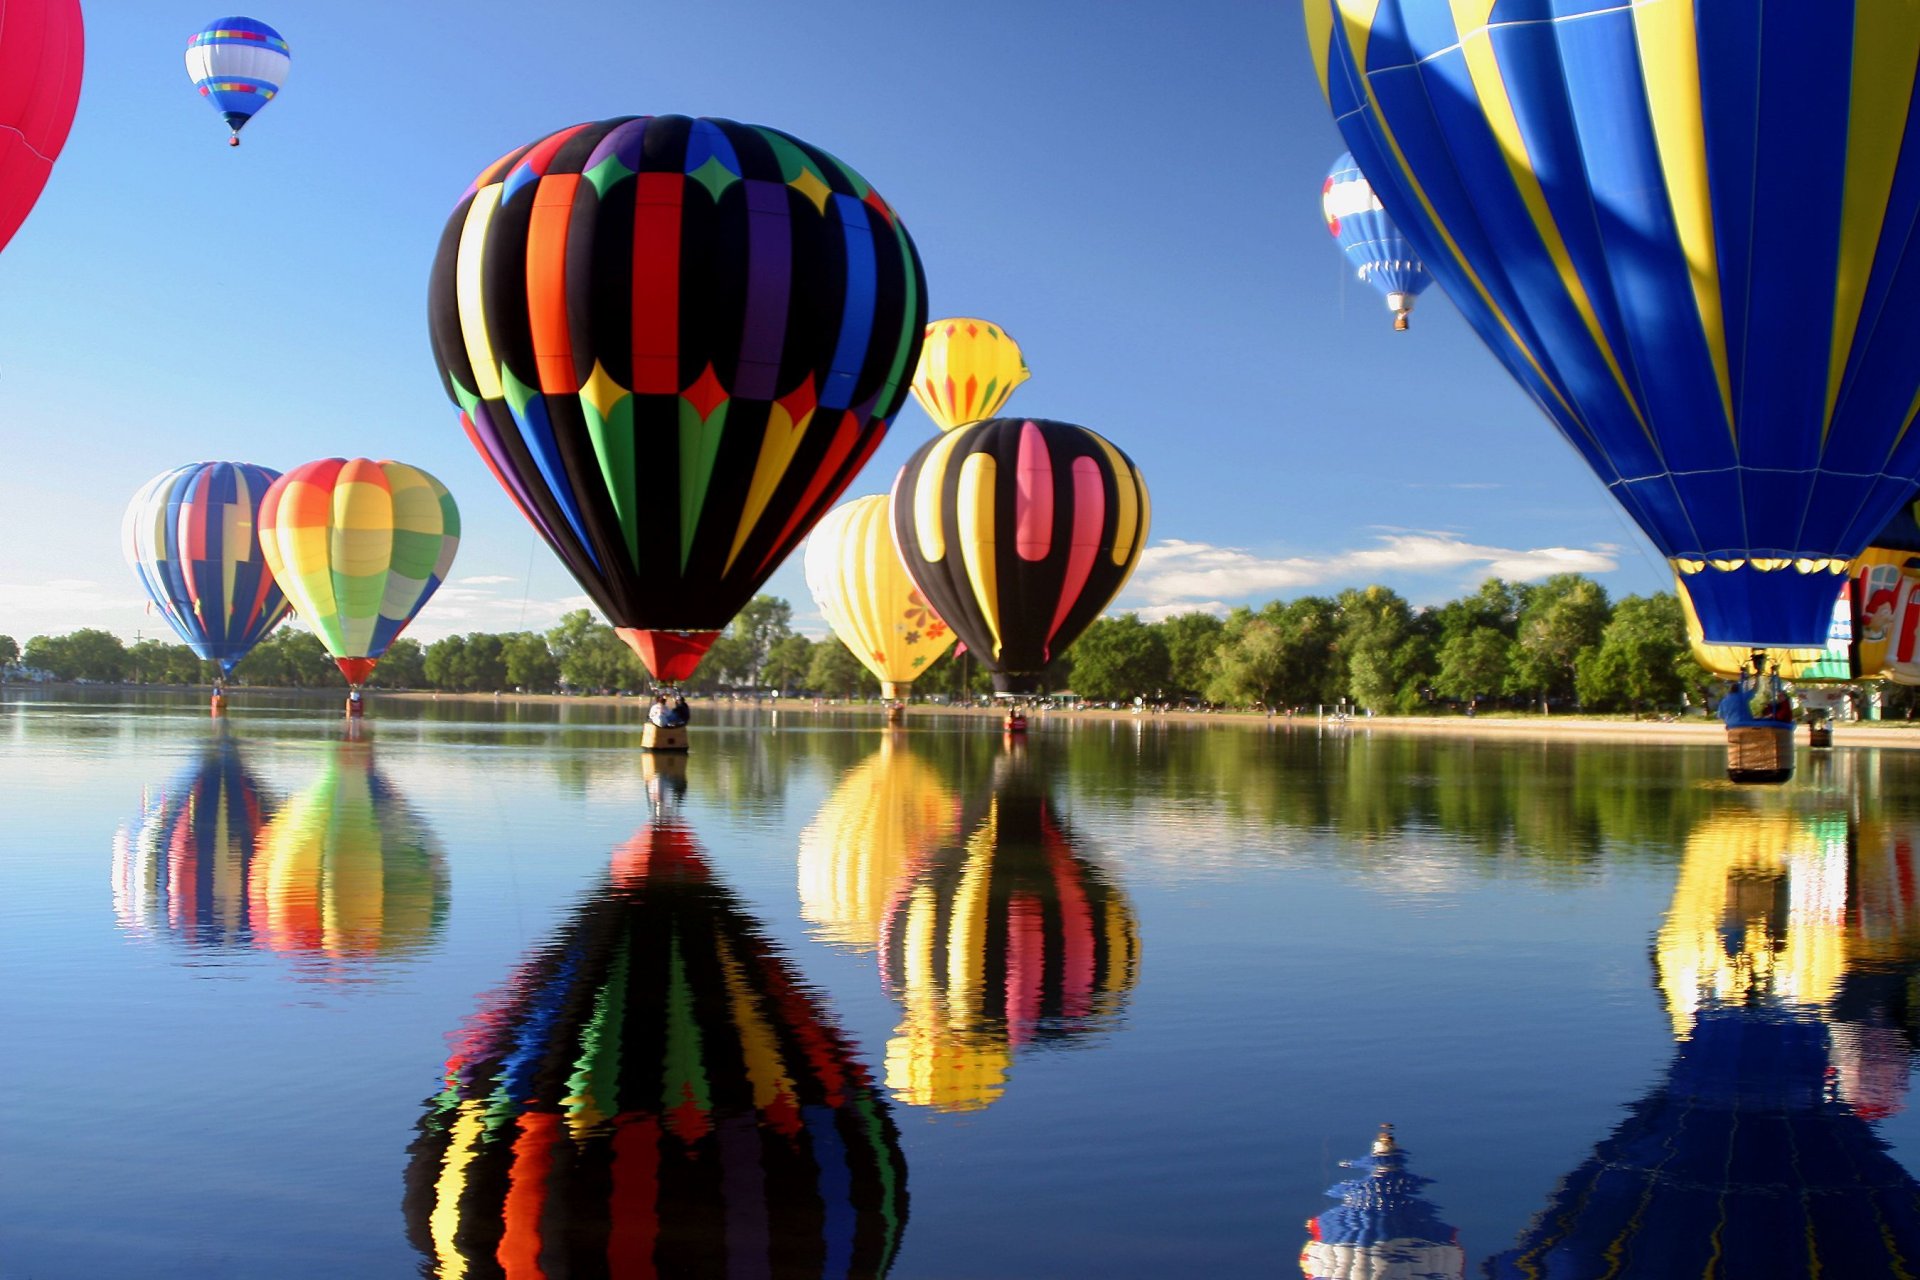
(808, 637, 877, 698)
(23, 629, 129, 682)
(1338, 585, 1418, 712)
(423, 635, 471, 690)
(545, 611, 643, 691)
(1067, 614, 1170, 702)
(761, 634, 815, 692)
(0, 635, 17, 665)
(370, 638, 425, 689)
(232, 626, 334, 687)
(1507, 574, 1611, 707)
(1575, 593, 1688, 711)
(1435, 626, 1512, 702)
(1157, 612, 1225, 698)
(733, 596, 794, 679)
(1431, 578, 1527, 642)
(912, 644, 991, 699)
(691, 631, 756, 690)
(500, 632, 559, 691)
(1203, 610, 1288, 707)
(125, 639, 212, 685)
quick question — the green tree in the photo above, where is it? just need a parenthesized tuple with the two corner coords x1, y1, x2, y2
(422, 635, 471, 690)
(232, 626, 333, 687)
(1435, 626, 1512, 702)
(1575, 593, 1688, 711)
(1157, 612, 1225, 698)
(1507, 574, 1611, 708)
(1066, 614, 1170, 702)
(808, 637, 877, 698)
(500, 632, 559, 691)
(733, 596, 794, 679)
(1203, 609, 1288, 707)
(23, 629, 129, 682)
(370, 638, 425, 689)
(1337, 585, 1419, 712)
(125, 639, 211, 684)
(0, 635, 18, 665)
(1431, 577, 1526, 642)
(761, 634, 815, 692)
(545, 611, 642, 691)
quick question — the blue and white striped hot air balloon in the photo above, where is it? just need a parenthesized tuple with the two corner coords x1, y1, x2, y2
(1323, 152, 1433, 332)
(184, 16, 288, 147)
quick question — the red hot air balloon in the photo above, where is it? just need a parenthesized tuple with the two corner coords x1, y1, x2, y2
(0, 0, 83, 257)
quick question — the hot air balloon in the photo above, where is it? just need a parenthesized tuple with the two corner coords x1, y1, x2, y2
(184, 16, 288, 146)
(804, 495, 957, 702)
(404, 821, 908, 1277)
(1322, 153, 1433, 332)
(0, 0, 82, 256)
(1850, 490, 1920, 683)
(797, 739, 960, 952)
(112, 731, 275, 949)
(1679, 573, 1855, 684)
(123, 462, 291, 685)
(427, 115, 928, 684)
(256, 458, 459, 702)
(1300, 1126, 1464, 1280)
(1306, 5, 1920, 649)
(891, 418, 1150, 696)
(909, 318, 1030, 431)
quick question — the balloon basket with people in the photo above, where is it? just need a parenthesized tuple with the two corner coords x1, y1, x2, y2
(643, 690, 692, 753)
(1716, 656, 1797, 785)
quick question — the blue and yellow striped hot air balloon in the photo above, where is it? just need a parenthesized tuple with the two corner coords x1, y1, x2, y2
(1323, 152, 1433, 331)
(123, 462, 292, 678)
(1306, 3, 1920, 648)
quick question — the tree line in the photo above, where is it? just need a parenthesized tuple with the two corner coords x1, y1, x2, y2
(7, 573, 1897, 715)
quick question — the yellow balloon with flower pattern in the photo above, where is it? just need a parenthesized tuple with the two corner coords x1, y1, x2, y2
(803, 494, 956, 697)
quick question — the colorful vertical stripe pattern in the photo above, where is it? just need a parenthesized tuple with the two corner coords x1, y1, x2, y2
(427, 115, 928, 680)
(803, 494, 957, 698)
(891, 418, 1150, 694)
(1322, 152, 1432, 329)
(183, 16, 288, 138)
(123, 461, 292, 676)
(878, 777, 1140, 1113)
(1306, 1, 1920, 648)
(257, 458, 460, 685)
(403, 822, 909, 1278)
(909, 318, 1031, 432)
(0, 0, 82, 256)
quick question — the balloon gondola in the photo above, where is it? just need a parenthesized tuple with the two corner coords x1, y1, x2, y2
(428, 115, 929, 697)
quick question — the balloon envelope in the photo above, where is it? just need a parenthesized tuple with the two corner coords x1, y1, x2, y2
(1678, 574, 1854, 684)
(257, 458, 460, 685)
(891, 418, 1149, 694)
(909, 317, 1029, 432)
(1306, 3, 1920, 647)
(804, 494, 956, 698)
(124, 461, 292, 676)
(1322, 152, 1432, 330)
(0, 0, 82, 255)
(427, 115, 928, 682)
(184, 16, 288, 141)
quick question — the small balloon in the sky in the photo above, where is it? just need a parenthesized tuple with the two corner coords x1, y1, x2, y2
(1322, 152, 1432, 332)
(185, 16, 289, 147)
(910, 318, 1030, 432)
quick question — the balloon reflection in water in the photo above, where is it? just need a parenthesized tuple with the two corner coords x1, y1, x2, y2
(249, 738, 449, 970)
(405, 822, 907, 1278)
(113, 732, 275, 947)
(1488, 806, 1920, 1277)
(878, 759, 1140, 1111)
(798, 739, 960, 952)
(1299, 1125, 1463, 1280)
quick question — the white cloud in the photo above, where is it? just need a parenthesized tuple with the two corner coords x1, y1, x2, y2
(1129, 601, 1230, 623)
(455, 574, 518, 585)
(1121, 534, 1619, 610)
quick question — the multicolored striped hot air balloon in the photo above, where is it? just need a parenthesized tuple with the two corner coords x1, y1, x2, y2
(123, 462, 292, 679)
(878, 756, 1139, 1112)
(404, 821, 908, 1278)
(184, 16, 288, 146)
(427, 115, 928, 684)
(1305, 3, 1920, 648)
(909, 318, 1030, 432)
(804, 495, 956, 699)
(1850, 492, 1920, 683)
(0, 0, 82, 255)
(1322, 153, 1432, 332)
(891, 418, 1150, 695)
(1300, 1126, 1463, 1280)
(257, 458, 459, 690)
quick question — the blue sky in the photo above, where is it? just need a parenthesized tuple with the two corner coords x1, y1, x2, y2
(0, 0, 1666, 646)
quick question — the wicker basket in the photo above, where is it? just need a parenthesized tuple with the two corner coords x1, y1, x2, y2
(1726, 724, 1794, 784)
(1808, 724, 1833, 749)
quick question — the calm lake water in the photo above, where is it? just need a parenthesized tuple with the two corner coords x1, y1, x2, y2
(8, 689, 1920, 1278)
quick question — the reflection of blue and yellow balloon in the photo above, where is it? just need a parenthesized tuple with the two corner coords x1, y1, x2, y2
(405, 822, 907, 1277)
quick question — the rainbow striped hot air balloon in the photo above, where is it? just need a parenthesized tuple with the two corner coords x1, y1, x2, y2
(257, 459, 459, 690)
(184, 16, 288, 146)
(405, 821, 908, 1277)
(909, 318, 1030, 432)
(124, 462, 292, 679)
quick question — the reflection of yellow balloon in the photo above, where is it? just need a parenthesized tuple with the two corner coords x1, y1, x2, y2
(797, 739, 960, 951)
(1656, 807, 1849, 1038)
(1677, 572, 1852, 681)
(803, 494, 957, 697)
(250, 740, 448, 963)
(909, 317, 1030, 432)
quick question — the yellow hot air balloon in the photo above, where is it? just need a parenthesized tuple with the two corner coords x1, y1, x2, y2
(803, 494, 957, 698)
(909, 317, 1030, 432)
(797, 739, 961, 951)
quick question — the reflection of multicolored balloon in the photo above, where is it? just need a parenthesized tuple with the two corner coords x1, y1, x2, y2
(427, 115, 928, 683)
(249, 739, 448, 966)
(258, 458, 460, 687)
(804, 496, 957, 699)
(1300, 1126, 1462, 1280)
(405, 823, 907, 1277)
(123, 462, 292, 677)
(909, 318, 1029, 432)
(891, 418, 1150, 694)
(0, 0, 82, 256)
(877, 775, 1139, 1111)
(798, 740, 960, 952)
(113, 733, 275, 947)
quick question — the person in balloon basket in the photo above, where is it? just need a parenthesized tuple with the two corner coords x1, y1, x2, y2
(648, 693, 690, 728)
